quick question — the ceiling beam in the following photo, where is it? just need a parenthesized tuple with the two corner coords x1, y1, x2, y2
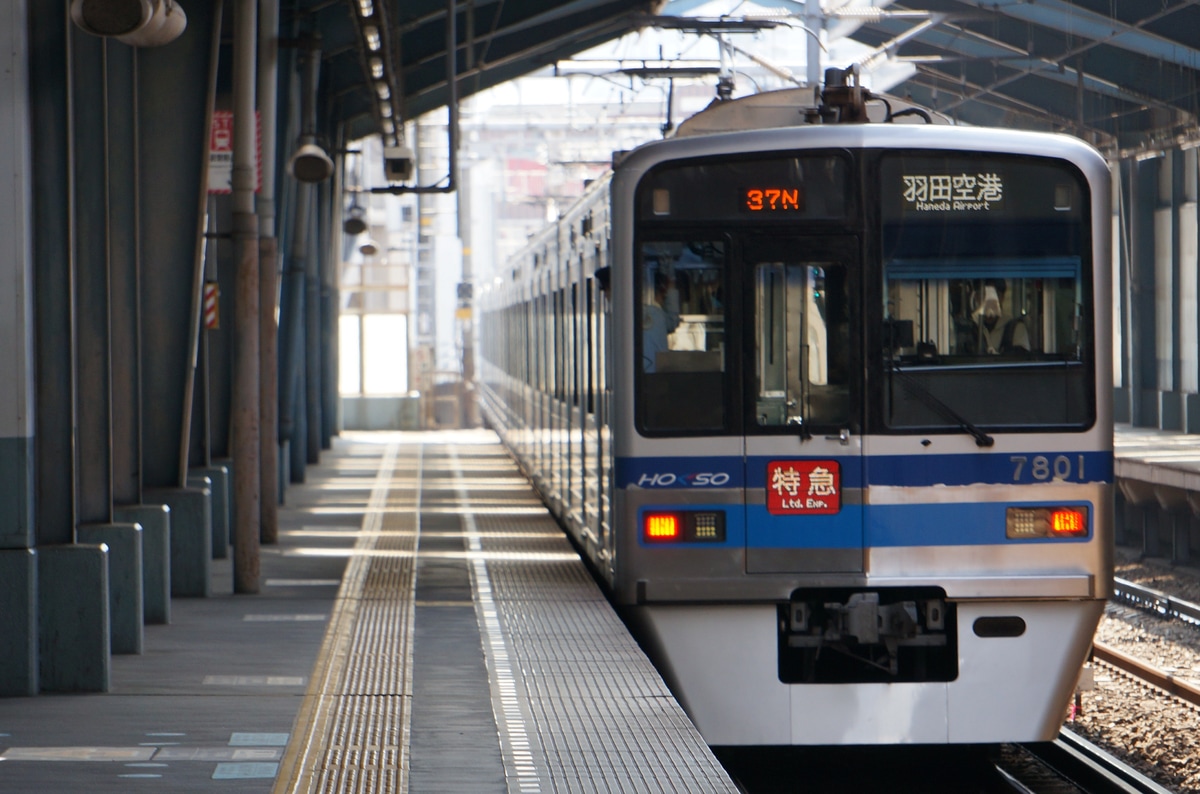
(905, 68, 1117, 147)
(953, 0, 1200, 72)
(864, 16, 1187, 121)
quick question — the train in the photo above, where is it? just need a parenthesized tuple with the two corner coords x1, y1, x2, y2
(476, 67, 1113, 746)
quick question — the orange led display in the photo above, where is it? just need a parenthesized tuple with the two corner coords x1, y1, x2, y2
(1050, 508, 1087, 536)
(644, 513, 680, 542)
(744, 187, 804, 212)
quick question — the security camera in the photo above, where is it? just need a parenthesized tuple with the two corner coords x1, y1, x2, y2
(383, 144, 414, 183)
(71, 0, 187, 47)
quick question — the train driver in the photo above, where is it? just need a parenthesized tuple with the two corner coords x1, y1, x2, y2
(643, 269, 681, 373)
(974, 279, 1029, 355)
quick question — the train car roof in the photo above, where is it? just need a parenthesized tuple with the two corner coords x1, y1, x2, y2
(615, 118, 1110, 186)
(674, 87, 955, 137)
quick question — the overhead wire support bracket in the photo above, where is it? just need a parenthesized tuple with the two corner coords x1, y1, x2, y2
(374, 0, 458, 195)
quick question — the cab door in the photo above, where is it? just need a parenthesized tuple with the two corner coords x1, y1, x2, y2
(741, 236, 864, 574)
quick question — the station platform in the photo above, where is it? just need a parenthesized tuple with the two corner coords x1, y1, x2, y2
(0, 431, 736, 793)
(1113, 422, 1200, 563)
(1114, 422, 1200, 494)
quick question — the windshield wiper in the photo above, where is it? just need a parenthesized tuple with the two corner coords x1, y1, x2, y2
(889, 364, 994, 447)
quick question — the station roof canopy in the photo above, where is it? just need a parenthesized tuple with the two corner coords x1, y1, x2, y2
(295, 0, 667, 146)
(300, 0, 1200, 157)
(849, 0, 1200, 156)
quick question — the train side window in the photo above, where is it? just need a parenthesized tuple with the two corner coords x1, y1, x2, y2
(637, 241, 727, 433)
(753, 262, 850, 430)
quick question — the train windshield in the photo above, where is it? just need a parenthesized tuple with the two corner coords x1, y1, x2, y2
(879, 153, 1094, 430)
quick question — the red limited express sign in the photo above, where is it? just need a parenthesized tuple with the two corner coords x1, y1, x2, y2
(766, 460, 841, 515)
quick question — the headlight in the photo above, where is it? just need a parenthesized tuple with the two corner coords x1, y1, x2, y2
(1006, 505, 1089, 539)
(642, 510, 726, 543)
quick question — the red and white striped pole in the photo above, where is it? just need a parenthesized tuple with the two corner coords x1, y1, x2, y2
(203, 281, 220, 329)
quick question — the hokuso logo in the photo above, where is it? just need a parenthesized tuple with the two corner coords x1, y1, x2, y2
(636, 471, 731, 487)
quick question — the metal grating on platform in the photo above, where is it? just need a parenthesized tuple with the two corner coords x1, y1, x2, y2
(275, 442, 416, 793)
(275, 432, 736, 793)
(448, 442, 736, 794)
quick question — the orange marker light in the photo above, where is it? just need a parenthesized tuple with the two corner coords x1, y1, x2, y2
(644, 513, 681, 542)
(1006, 505, 1089, 539)
(1050, 508, 1087, 536)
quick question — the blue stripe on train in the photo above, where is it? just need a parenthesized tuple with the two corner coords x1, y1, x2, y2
(744, 501, 1093, 547)
(863, 501, 1092, 546)
(617, 456, 746, 489)
(863, 451, 1112, 487)
(657, 503, 1099, 546)
(617, 451, 1112, 489)
(633, 501, 1094, 548)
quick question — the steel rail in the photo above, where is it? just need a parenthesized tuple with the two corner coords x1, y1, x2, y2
(1091, 640, 1200, 709)
(1113, 576, 1200, 625)
(1023, 729, 1176, 794)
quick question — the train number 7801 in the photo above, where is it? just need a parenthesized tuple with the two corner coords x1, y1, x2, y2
(1010, 455, 1085, 482)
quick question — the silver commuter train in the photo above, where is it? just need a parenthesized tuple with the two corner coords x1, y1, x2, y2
(476, 70, 1112, 746)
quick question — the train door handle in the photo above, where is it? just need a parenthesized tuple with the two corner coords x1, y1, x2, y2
(825, 428, 851, 445)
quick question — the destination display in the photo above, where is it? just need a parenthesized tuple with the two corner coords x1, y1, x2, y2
(743, 186, 806, 212)
(638, 153, 849, 221)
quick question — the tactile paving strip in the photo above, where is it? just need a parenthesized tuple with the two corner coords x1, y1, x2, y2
(449, 442, 737, 793)
(275, 434, 736, 793)
(275, 442, 417, 793)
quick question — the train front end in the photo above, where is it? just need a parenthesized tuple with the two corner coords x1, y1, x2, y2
(611, 123, 1112, 746)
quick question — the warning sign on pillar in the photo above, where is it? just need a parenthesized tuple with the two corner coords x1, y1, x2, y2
(204, 281, 220, 329)
(207, 110, 261, 194)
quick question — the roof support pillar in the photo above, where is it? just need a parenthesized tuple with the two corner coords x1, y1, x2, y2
(258, 0, 280, 542)
(231, 0, 261, 593)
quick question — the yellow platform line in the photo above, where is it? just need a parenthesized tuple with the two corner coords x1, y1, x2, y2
(273, 441, 407, 793)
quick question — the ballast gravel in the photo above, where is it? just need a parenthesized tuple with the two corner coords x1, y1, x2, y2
(1065, 549, 1200, 792)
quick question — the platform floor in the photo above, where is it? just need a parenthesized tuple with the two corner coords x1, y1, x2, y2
(0, 431, 736, 793)
(1114, 422, 1200, 489)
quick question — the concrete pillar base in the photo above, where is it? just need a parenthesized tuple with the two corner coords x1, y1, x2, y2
(146, 486, 212, 598)
(1113, 387, 1131, 424)
(1160, 391, 1184, 431)
(1186, 393, 1200, 434)
(1135, 388, 1160, 428)
(190, 463, 230, 559)
(217, 458, 235, 537)
(196, 462, 231, 559)
(114, 504, 171, 624)
(279, 441, 290, 505)
(77, 524, 143, 655)
(38, 545, 109, 693)
(0, 549, 37, 696)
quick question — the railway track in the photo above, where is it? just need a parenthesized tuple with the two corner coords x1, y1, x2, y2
(1105, 576, 1200, 709)
(1015, 731, 1175, 794)
(1092, 640, 1200, 710)
(719, 739, 1169, 794)
(1044, 573, 1200, 793)
(1113, 576, 1200, 626)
